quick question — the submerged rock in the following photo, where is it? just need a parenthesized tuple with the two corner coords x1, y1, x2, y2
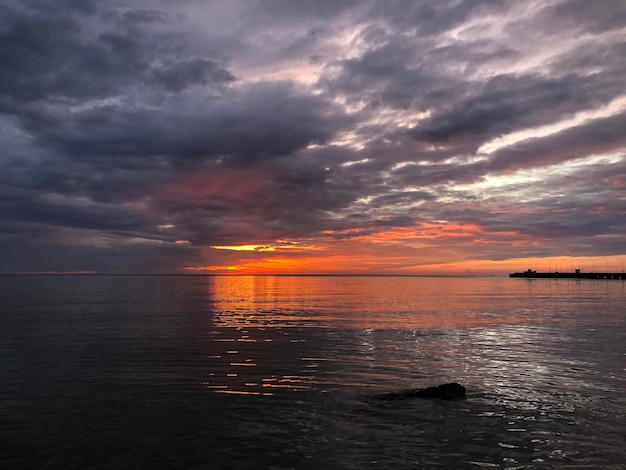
(374, 382, 466, 401)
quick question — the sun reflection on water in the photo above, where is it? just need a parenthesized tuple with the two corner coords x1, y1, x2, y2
(196, 276, 625, 396)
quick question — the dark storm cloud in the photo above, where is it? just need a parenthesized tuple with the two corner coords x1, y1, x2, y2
(325, 0, 626, 153)
(0, 1, 236, 110)
(0, 186, 140, 231)
(554, 40, 626, 73)
(409, 73, 583, 147)
(324, 40, 438, 109)
(404, 61, 625, 155)
(320, 2, 519, 111)
(366, 191, 436, 209)
(486, 112, 626, 173)
(114, 8, 167, 25)
(387, 109, 626, 190)
(150, 59, 236, 92)
(19, 81, 340, 166)
(0, 1, 345, 192)
(251, 0, 359, 21)
(368, 0, 510, 35)
(1, 0, 625, 272)
(0, 3, 142, 104)
(545, 0, 626, 34)
(0, 221, 198, 273)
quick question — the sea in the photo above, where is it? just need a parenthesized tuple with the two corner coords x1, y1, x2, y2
(1, 275, 624, 469)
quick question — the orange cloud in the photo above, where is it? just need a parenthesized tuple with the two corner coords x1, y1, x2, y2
(211, 241, 319, 253)
(183, 219, 625, 276)
(188, 253, 368, 274)
(323, 221, 485, 245)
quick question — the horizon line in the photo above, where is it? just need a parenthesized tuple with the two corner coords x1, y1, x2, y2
(0, 272, 503, 278)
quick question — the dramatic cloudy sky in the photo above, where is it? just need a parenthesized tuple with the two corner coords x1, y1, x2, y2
(1, 0, 625, 274)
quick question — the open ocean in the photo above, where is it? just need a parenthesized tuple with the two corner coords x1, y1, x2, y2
(1, 275, 625, 469)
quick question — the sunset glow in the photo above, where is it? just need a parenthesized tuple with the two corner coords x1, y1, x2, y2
(1, 1, 625, 275)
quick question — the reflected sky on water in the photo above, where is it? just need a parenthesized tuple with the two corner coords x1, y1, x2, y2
(1, 275, 624, 468)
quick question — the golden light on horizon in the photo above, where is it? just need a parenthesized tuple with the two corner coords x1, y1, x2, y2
(211, 241, 320, 253)
(212, 244, 277, 252)
(185, 248, 626, 276)
(186, 224, 626, 276)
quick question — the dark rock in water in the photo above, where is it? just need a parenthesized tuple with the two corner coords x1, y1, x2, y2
(374, 382, 466, 401)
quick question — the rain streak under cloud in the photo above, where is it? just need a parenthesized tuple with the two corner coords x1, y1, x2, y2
(1, 0, 625, 274)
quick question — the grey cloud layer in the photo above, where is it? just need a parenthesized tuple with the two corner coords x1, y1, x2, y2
(1, 0, 625, 272)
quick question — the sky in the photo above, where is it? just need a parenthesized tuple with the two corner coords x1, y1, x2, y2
(1, 0, 625, 275)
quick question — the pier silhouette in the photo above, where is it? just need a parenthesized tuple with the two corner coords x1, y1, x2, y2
(510, 269, 625, 280)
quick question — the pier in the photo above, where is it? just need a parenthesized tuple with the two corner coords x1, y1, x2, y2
(510, 269, 625, 280)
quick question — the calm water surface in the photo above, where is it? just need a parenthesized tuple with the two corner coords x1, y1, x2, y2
(1, 275, 625, 469)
